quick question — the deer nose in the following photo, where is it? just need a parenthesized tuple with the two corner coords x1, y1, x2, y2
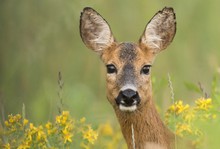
(116, 89, 140, 107)
(122, 89, 137, 99)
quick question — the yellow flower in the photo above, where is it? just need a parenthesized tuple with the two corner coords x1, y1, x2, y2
(62, 111, 70, 117)
(15, 114, 22, 121)
(18, 141, 30, 149)
(80, 117, 86, 123)
(61, 111, 70, 124)
(62, 128, 73, 143)
(55, 115, 61, 124)
(183, 109, 195, 122)
(29, 123, 36, 131)
(195, 98, 212, 111)
(45, 121, 56, 135)
(3, 143, 10, 149)
(4, 121, 10, 127)
(45, 122, 52, 129)
(23, 119, 29, 126)
(175, 123, 192, 137)
(8, 115, 15, 123)
(2, 111, 100, 148)
(212, 114, 217, 119)
(7, 114, 21, 124)
(61, 116, 68, 125)
(26, 133, 32, 142)
(99, 122, 113, 136)
(83, 125, 98, 144)
(36, 125, 46, 141)
(168, 100, 190, 115)
(55, 111, 70, 125)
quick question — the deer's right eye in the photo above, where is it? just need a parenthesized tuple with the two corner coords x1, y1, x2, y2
(141, 65, 151, 75)
(106, 64, 117, 74)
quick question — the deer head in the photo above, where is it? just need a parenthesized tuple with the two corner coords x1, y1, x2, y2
(80, 7, 176, 149)
(80, 7, 176, 112)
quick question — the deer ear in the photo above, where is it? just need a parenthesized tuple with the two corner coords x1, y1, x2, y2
(80, 7, 115, 53)
(139, 7, 176, 54)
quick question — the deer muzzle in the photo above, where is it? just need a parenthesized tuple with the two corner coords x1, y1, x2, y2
(116, 89, 140, 112)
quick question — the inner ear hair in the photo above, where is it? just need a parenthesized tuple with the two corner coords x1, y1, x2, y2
(80, 7, 115, 53)
(139, 7, 176, 54)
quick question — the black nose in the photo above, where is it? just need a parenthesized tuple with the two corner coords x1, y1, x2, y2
(122, 89, 137, 99)
(116, 89, 140, 106)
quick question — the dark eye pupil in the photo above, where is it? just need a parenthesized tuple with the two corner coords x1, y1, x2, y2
(141, 65, 151, 75)
(106, 64, 117, 74)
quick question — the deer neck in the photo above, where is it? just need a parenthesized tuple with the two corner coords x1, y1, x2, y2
(114, 97, 174, 149)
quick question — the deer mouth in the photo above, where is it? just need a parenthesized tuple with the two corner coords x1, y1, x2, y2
(118, 104, 138, 112)
(116, 89, 140, 112)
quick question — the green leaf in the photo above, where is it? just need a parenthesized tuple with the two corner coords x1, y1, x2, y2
(184, 82, 201, 94)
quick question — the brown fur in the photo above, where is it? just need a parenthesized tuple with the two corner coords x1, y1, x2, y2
(115, 96, 174, 149)
(80, 7, 176, 149)
(103, 46, 174, 148)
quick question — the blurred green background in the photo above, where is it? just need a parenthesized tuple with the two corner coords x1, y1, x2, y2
(0, 0, 219, 125)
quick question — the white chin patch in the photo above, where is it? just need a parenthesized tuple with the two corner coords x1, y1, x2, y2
(119, 104, 137, 112)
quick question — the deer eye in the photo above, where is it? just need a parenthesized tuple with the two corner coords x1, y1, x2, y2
(141, 65, 151, 75)
(106, 64, 117, 74)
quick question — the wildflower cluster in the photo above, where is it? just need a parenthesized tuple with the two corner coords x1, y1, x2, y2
(1, 75, 220, 148)
(165, 97, 218, 148)
(1, 114, 29, 149)
(0, 111, 98, 149)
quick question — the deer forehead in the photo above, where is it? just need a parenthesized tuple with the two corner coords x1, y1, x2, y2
(119, 43, 137, 61)
(101, 42, 154, 67)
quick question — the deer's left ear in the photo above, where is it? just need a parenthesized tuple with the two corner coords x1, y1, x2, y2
(139, 7, 176, 54)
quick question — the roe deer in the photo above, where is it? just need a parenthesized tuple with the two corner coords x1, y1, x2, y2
(80, 7, 176, 149)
